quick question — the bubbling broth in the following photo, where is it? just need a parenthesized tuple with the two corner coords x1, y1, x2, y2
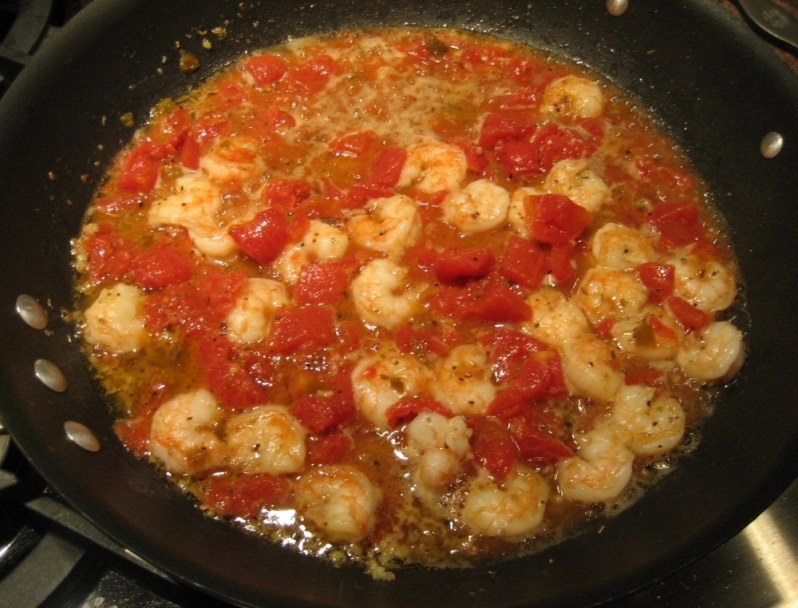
(72, 27, 745, 579)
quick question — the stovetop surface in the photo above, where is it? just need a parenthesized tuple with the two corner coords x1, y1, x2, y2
(0, 0, 797, 606)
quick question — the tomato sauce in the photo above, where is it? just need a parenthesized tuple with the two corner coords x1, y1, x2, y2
(73, 27, 745, 579)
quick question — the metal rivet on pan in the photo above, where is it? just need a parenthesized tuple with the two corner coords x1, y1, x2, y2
(34, 359, 68, 393)
(64, 421, 101, 452)
(16, 294, 48, 330)
(760, 132, 783, 158)
(606, 0, 629, 17)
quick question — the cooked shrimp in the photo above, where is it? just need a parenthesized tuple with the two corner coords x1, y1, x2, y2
(522, 288, 589, 348)
(351, 350, 430, 429)
(225, 278, 290, 345)
(441, 179, 510, 235)
(295, 465, 379, 543)
(545, 159, 609, 213)
(428, 344, 496, 416)
(350, 259, 426, 329)
(670, 252, 737, 313)
(83, 283, 147, 353)
(148, 174, 237, 259)
(541, 75, 605, 120)
(507, 186, 543, 238)
(461, 466, 550, 537)
(200, 136, 265, 186)
(347, 194, 421, 258)
(276, 220, 349, 285)
(676, 320, 745, 382)
(591, 223, 656, 270)
(556, 425, 635, 503)
(149, 388, 225, 475)
(405, 412, 472, 490)
(226, 405, 306, 475)
(611, 306, 684, 361)
(398, 141, 467, 193)
(560, 334, 623, 402)
(573, 267, 649, 326)
(612, 385, 685, 456)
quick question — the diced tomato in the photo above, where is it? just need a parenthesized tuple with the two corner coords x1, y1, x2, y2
(306, 431, 353, 465)
(395, 325, 450, 357)
(285, 55, 340, 96)
(531, 123, 596, 173)
(433, 246, 495, 285)
(500, 235, 547, 290)
(577, 117, 606, 142)
(369, 146, 407, 187)
(648, 315, 679, 343)
(329, 130, 379, 157)
(198, 269, 248, 324)
(477, 113, 535, 149)
(294, 262, 349, 305)
(191, 114, 231, 144)
(337, 319, 367, 353)
(132, 240, 194, 289)
(636, 158, 696, 193)
(116, 146, 161, 193)
(144, 268, 247, 337)
(244, 54, 288, 86)
(547, 242, 577, 285)
(593, 318, 615, 340)
(342, 183, 395, 210)
(180, 135, 201, 170)
(487, 350, 567, 419)
(203, 474, 291, 518)
(284, 210, 310, 243)
(264, 106, 296, 130)
(430, 275, 530, 323)
(469, 278, 531, 323)
(486, 387, 528, 421)
(260, 179, 312, 210)
(667, 296, 714, 332)
(267, 305, 336, 354)
(151, 106, 192, 150)
(199, 336, 268, 411)
(649, 201, 705, 251)
(495, 140, 543, 177)
(230, 208, 287, 265)
(470, 418, 518, 481)
(479, 328, 545, 384)
(386, 395, 452, 428)
(213, 81, 249, 111)
(84, 225, 139, 285)
(114, 417, 153, 457)
(637, 262, 675, 303)
(242, 348, 274, 389)
(487, 353, 567, 423)
(451, 137, 488, 173)
(526, 194, 593, 245)
(292, 393, 354, 434)
(509, 422, 573, 465)
(114, 376, 167, 456)
(513, 350, 568, 400)
(429, 284, 472, 321)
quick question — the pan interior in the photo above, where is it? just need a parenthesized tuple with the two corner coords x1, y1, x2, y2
(0, 0, 797, 607)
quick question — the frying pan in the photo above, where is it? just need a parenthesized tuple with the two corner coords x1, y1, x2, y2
(1, 0, 797, 606)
